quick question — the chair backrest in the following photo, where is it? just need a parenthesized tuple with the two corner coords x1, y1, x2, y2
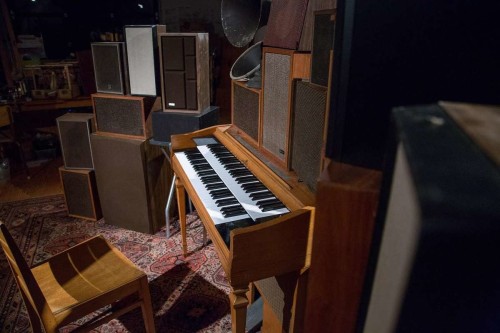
(0, 222, 52, 329)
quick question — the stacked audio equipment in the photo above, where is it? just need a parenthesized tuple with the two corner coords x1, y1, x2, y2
(57, 113, 102, 221)
(91, 42, 129, 95)
(124, 25, 166, 96)
(151, 106, 220, 144)
(261, 47, 310, 168)
(91, 93, 157, 139)
(158, 32, 210, 113)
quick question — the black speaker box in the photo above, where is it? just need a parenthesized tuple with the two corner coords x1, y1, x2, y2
(91, 42, 129, 95)
(57, 112, 95, 169)
(159, 33, 210, 113)
(311, 10, 336, 87)
(124, 25, 166, 96)
(92, 93, 157, 139)
(232, 80, 261, 146)
(90, 134, 169, 234)
(151, 105, 219, 143)
(291, 80, 328, 192)
(59, 167, 102, 221)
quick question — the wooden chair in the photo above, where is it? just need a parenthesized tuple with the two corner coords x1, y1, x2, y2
(0, 222, 156, 332)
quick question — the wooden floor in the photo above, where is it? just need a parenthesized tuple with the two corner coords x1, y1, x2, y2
(0, 156, 64, 202)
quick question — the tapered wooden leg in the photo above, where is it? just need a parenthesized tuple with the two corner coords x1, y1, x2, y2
(139, 277, 156, 333)
(175, 178, 188, 256)
(230, 286, 249, 333)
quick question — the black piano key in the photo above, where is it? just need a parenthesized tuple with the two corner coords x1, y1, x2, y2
(256, 198, 282, 206)
(221, 205, 245, 213)
(216, 198, 239, 207)
(249, 191, 274, 200)
(205, 182, 226, 190)
(229, 169, 252, 177)
(201, 175, 222, 184)
(222, 209, 247, 218)
(193, 163, 211, 171)
(261, 204, 286, 212)
(210, 190, 233, 199)
(224, 162, 244, 170)
(197, 170, 217, 177)
(241, 182, 265, 190)
(235, 176, 258, 184)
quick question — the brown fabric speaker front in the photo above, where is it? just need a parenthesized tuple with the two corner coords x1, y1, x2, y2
(263, 0, 310, 50)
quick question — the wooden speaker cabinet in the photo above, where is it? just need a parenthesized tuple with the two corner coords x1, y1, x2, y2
(263, 0, 309, 50)
(91, 42, 129, 95)
(159, 32, 210, 113)
(124, 25, 166, 97)
(90, 134, 169, 234)
(231, 80, 262, 147)
(310, 10, 336, 87)
(261, 47, 310, 168)
(57, 112, 95, 169)
(59, 167, 102, 221)
(91, 93, 157, 139)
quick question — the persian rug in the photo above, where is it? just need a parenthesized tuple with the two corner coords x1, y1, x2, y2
(0, 195, 232, 332)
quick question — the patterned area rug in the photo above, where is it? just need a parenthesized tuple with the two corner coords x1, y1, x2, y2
(0, 195, 232, 332)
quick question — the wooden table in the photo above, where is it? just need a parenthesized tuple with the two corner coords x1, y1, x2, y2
(18, 96, 92, 112)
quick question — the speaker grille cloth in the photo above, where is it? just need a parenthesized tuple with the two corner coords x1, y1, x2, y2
(92, 44, 125, 94)
(233, 83, 259, 142)
(94, 97, 144, 136)
(292, 81, 326, 192)
(58, 119, 93, 169)
(62, 171, 94, 218)
(263, 53, 291, 162)
(126, 27, 157, 96)
(263, 0, 309, 49)
(298, 0, 336, 51)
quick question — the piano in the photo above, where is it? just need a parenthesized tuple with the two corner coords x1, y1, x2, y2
(171, 125, 315, 333)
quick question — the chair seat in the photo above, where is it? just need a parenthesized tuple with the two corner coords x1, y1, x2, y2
(31, 235, 146, 316)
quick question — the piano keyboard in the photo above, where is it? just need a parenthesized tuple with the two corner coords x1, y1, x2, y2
(175, 143, 289, 225)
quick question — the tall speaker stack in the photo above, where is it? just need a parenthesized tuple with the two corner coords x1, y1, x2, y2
(89, 25, 169, 234)
(57, 113, 102, 221)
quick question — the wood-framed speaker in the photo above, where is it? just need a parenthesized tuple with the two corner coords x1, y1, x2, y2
(91, 42, 129, 95)
(158, 32, 210, 113)
(59, 167, 102, 221)
(298, 0, 336, 51)
(291, 80, 328, 192)
(91, 93, 157, 139)
(231, 80, 262, 148)
(57, 112, 95, 169)
(90, 134, 169, 234)
(124, 25, 166, 97)
(260, 47, 311, 169)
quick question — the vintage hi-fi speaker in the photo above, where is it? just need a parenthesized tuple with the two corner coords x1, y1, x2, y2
(298, 0, 336, 51)
(232, 80, 262, 146)
(159, 33, 210, 113)
(90, 134, 168, 234)
(310, 9, 336, 87)
(291, 80, 328, 192)
(151, 106, 219, 143)
(91, 93, 157, 139)
(124, 25, 166, 96)
(91, 42, 129, 95)
(261, 47, 311, 168)
(57, 113, 95, 169)
(263, 0, 309, 50)
(59, 167, 102, 221)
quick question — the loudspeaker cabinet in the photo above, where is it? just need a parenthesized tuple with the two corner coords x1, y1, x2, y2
(59, 167, 103, 221)
(57, 112, 95, 170)
(231, 80, 262, 148)
(91, 93, 157, 139)
(260, 47, 310, 169)
(158, 32, 210, 113)
(91, 42, 129, 95)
